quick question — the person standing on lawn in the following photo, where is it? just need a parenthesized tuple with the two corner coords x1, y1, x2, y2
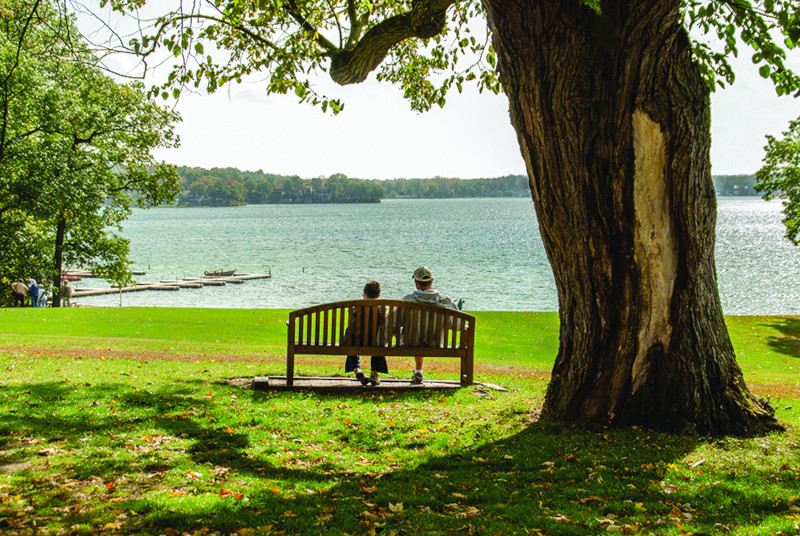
(27, 279, 39, 307)
(402, 266, 459, 384)
(60, 280, 73, 308)
(11, 279, 28, 307)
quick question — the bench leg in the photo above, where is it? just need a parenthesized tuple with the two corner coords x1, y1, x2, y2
(287, 350, 295, 386)
(460, 356, 474, 386)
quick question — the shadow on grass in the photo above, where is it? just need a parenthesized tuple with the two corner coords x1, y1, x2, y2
(763, 317, 800, 358)
(1, 381, 799, 535)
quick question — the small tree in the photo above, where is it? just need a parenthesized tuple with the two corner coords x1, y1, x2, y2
(0, 0, 180, 304)
(755, 119, 800, 244)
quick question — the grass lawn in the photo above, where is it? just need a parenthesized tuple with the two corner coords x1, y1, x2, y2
(0, 308, 799, 535)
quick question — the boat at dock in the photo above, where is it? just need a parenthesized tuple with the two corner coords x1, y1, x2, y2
(204, 269, 236, 277)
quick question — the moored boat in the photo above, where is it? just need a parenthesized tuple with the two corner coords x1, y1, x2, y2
(204, 269, 236, 277)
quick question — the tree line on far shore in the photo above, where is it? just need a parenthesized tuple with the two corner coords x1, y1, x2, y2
(175, 167, 531, 206)
(176, 166, 758, 207)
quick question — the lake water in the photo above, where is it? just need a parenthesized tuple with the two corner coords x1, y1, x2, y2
(72, 197, 800, 314)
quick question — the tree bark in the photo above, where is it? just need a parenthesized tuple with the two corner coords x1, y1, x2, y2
(52, 214, 65, 308)
(481, 0, 780, 435)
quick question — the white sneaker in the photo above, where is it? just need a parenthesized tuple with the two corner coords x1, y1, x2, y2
(355, 368, 368, 386)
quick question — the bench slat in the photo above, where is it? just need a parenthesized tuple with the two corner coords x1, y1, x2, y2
(338, 306, 345, 346)
(293, 345, 469, 358)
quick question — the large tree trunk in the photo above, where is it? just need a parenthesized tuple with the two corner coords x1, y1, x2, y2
(482, 0, 780, 435)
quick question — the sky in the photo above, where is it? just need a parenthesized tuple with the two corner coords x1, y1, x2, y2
(151, 77, 525, 180)
(150, 61, 800, 181)
(94, 6, 799, 182)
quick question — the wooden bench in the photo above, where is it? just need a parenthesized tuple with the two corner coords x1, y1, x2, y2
(287, 299, 476, 386)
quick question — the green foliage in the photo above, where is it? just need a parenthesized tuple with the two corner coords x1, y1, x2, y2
(684, 0, 800, 95)
(99, 0, 499, 112)
(95, 0, 800, 114)
(174, 167, 530, 205)
(380, 174, 529, 198)
(755, 118, 800, 244)
(177, 167, 385, 205)
(0, 0, 181, 296)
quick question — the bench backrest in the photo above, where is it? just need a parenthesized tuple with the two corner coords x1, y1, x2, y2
(287, 299, 475, 356)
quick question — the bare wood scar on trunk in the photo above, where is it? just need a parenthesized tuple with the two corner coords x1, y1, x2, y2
(632, 108, 677, 393)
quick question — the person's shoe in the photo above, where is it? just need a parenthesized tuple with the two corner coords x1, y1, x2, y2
(355, 368, 368, 386)
(369, 371, 381, 386)
(411, 371, 424, 384)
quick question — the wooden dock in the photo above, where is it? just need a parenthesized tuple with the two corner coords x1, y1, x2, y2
(64, 269, 146, 279)
(72, 272, 272, 298)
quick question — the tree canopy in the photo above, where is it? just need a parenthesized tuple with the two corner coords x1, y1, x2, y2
(755, 118, 800, 243)
(0, 0, 181, 305)
(93, 0, 800, 109)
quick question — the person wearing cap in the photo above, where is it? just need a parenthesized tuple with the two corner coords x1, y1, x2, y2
(403, 266, 459, 384)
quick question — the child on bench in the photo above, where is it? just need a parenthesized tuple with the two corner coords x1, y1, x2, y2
(343, 280, 388, 386)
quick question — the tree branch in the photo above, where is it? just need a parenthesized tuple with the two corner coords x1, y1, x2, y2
(1, 0, 42, 159)
(284, 0, 338, 52)
(330, 0, 456, 85)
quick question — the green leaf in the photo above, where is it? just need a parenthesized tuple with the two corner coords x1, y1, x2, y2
(578, 0, 601, 14)
(759, 64, 771, 78)
(788, 27, 800, 46)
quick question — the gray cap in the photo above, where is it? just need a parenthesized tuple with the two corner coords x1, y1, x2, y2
(413, 266, 433, 282)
